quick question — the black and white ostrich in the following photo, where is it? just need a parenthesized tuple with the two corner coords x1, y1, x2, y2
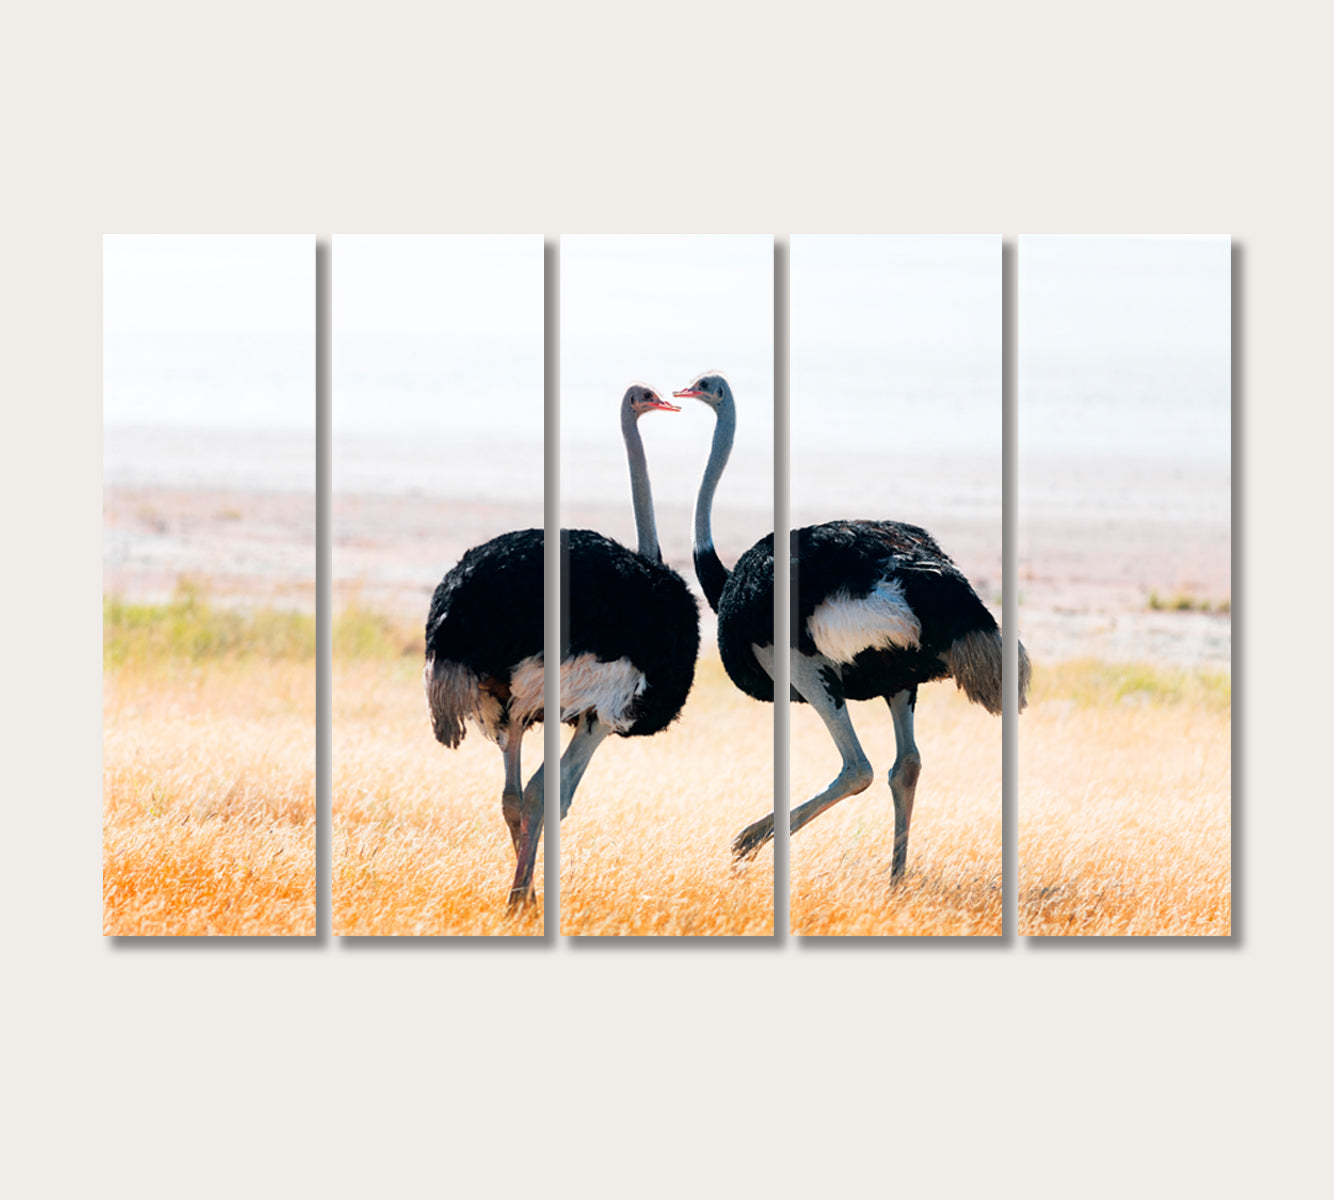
(675, 372, 1029, 881)
(424, 384, 699, 906)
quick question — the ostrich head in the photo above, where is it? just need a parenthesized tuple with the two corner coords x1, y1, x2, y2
(673, 372, 733, 412)
(623, 383, 680, 417)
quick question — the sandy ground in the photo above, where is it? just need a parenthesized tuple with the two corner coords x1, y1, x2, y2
(1021, 454, 1231, 670)
(1020, 514, 1231, 669)
(104, 485, 316, 610)
(336, 493, 543, 619)
(107, 475, 1230, 672)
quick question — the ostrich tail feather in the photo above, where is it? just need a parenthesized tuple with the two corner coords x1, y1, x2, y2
(1017, 639, 1032, 712)
(943, 628, 1031, 715)
(424, 657, 479, 748)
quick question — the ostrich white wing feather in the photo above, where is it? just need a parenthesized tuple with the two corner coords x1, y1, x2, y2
(559, 653, 647, 733)
(808, 579, 922, 665)
(507, 654, 546, 727)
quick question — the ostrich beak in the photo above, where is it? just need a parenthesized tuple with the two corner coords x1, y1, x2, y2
(673, 388, 707, 401)
(644, 395, 681, 413)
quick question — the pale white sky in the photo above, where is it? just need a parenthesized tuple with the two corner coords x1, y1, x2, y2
(793, 234, 999, 450)
(561, 235, 773, 529)
(791, 234, 1001, 521)
(103, 235, 313, 431)
(334, 235, 543, 438)
(106, 235, 1221, 515)
(1020, 235, 1231, 462)
(332, 235, 544, 503)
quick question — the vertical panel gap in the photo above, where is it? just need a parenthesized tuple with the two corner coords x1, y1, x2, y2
(774, 236, 791, 940)
(316, 237, 332, 943)
(544, 237, 561, 942)
(1001, 238, 1018, 942)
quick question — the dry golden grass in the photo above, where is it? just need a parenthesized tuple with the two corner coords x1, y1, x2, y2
(335, 652, 771, 936)
(333, 656, 543, 936)
(106, 583, 1229, 941)
(790, 686, 1003, 936)
(1020, 660, 1231, 936)
(104, 660, 316, 936)
(561, 657, 774, 936)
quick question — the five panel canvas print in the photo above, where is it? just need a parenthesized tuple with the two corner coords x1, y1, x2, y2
(103, 234, 1231, 939)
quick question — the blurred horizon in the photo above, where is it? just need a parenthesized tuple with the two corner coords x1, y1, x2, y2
(792, 234, 1000, 531)
(104, 234, 1232, 666)
(1019, 235, 1231, 526)
(1020, 235, 1230, 464)
(1019, 234, 1231, 669)
(103, 236, 315, 608)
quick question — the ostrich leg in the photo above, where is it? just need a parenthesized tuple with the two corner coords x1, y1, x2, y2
(732, 650, 875, 859)
(503, 729, 544, 907)
(730, 644, 780, 857)
(500, 728, 525, 855)
(558, 713, 612, 819)
(885, 688, 921, 881)
(507, 714, 613, 906)
(505, 754, 551, 907)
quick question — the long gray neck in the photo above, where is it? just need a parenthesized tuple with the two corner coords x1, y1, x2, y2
(694, 400, 735, 556)
(622, 405, 660, 562)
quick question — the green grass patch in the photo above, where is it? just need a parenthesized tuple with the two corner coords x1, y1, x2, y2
(1034, 658, 1231, 712)
(105, 584, 314, 669)
(1148, 590, 1231, 614)
(104, 586, 425, 669)
(333, 604, 423, 660)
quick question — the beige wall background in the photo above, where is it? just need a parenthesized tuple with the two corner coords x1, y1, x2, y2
(6, 2, 1329, 1196)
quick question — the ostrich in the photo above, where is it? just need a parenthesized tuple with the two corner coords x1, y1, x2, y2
(424, 384, 699, 906)
(674, 371, 1029, 881)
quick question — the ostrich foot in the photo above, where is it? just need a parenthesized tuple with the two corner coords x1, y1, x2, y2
(507, 886, 537, 910)
(731, 813, 775, 860)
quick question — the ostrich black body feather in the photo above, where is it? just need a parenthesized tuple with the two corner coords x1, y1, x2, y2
(699, 519, 999, 707)
(427, 529, 544, 690)
(563, 529, 699, 736)
(427, 527, 699, 740)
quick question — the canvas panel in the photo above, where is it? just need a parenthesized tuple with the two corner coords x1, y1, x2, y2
(103, 235, 316, 936)
(1017, 236, 1232, 936)
(331, 235, 546, 936)
(559, 235, 776, 937)
(789, 235, 1004, 936)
